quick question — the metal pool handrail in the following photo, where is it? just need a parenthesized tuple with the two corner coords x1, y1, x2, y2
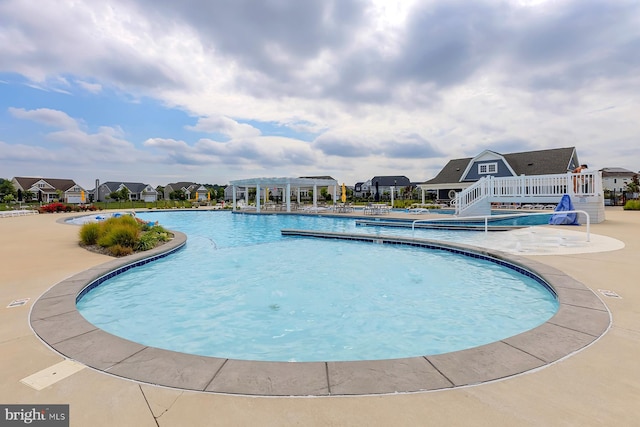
(412, 210, 591, 242)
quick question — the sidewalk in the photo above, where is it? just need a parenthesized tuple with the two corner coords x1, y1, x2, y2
(1, 208, 638, 426)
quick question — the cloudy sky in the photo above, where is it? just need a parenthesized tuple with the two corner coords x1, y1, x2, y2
(1, 0, 638, 189)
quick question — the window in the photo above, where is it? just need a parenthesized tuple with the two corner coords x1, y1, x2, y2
(478, 162, 497, 174)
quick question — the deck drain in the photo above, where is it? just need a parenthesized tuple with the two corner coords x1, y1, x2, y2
(598, 289, 621, 299)
(7, 298, 30, 308)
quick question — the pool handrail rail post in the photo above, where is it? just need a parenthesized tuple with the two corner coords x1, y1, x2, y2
(411, 210, 591, 242)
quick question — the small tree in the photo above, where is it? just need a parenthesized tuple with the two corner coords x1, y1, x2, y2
(625, 174, 639, 193)
(0, 178, 17, 200)
(118, 187, 130, 201)
(169, 190, 186, 200)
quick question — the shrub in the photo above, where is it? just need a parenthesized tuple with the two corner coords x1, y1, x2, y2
(38, 202, 68, 213)
(78, 214, 170, 257)
(136, 232, 159, 251)
(79, 222, 101, 245)
(148, 224, 168, 239)
(108, 244, 134, 257)
(623, 200, 640, 210)
(99, 215, 137, 236)
(97, 223, 139, 248)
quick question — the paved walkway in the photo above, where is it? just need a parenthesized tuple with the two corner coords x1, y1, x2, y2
(1, 207, 638, 426)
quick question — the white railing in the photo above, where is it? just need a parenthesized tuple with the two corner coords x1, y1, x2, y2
(455, 172, 601, 215)
(454, 178, 490, 215)
(412, 210, 591, 241)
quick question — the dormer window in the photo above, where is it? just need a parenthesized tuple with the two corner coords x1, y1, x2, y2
(478, 162, 497, 174)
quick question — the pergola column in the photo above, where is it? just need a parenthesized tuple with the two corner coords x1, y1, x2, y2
(256, 184, 261, 213)
(313, 184, 317, 207)
(286, 183, 291, 212)
(232, 185, 237, 210)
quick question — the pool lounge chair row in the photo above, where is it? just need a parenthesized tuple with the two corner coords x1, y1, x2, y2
(0, 209, 39, 218)
(363, 204, 391, 215)
(519, 204, 557, 210)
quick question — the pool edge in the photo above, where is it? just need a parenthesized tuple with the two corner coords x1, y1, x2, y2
(29, 229, 611, 397)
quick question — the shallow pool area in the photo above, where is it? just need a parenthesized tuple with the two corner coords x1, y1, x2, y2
(76, 211, 558, 362)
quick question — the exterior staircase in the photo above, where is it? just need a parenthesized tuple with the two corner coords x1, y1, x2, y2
(454, 172, 606, 223)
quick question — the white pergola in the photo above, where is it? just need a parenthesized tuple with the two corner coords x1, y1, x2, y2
(228, 177, 339, 213)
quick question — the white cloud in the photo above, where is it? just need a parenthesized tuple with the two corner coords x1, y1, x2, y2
(77, 80, 103, 94)
(9, 107, 79, 130)
(0, 140, 58, 162)
(185, 116, 261, 139)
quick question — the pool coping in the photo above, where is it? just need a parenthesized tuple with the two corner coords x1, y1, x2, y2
(29, 228, 610, 397)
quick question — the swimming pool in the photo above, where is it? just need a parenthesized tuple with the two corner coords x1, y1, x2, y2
(76, 211, 558, 362)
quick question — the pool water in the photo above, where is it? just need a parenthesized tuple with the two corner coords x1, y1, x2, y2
(76, 211, 559, 362)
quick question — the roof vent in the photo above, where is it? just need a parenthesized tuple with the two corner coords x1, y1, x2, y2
(528, 163, 534, 166)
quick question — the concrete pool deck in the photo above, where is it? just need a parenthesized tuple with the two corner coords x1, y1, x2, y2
(1, 207, 639, 425)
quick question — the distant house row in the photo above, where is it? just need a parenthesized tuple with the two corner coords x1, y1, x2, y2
(10, 178, 216, 204)
(10, 147, 638, 205)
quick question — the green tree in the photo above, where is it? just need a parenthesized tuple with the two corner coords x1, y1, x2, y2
(155, 186, 164, 200)
(0, 179, 17, 199)
(118, 187, 130, 201)
(109, 187, 130, 201)
(169, 189, 186, 200)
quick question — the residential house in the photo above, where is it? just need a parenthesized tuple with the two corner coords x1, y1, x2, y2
(601, 167, 637, 193)
(11, 177, 86, 203)
(164, 182, 199, 200)
(97, 182, 158, 202)
(370, 176, 411, 201)
(353, 181, 372, 198)
(191, 184, 209, 202)
(419, 147, 581, 201)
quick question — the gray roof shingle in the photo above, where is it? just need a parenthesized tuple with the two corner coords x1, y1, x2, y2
(13, 177, 81, 192)
(424, 147, 577, 185)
